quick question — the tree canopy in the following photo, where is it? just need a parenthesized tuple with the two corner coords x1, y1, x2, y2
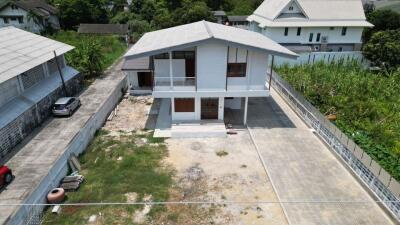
(363, 29, 400, 71)
(364, 9, 400, 42)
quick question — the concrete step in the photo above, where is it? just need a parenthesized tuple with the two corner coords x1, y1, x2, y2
(171, 122, 227, 138)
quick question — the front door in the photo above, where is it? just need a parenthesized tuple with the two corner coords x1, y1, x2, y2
(137, 72, 153, 87)
(201, 98, 219, 120)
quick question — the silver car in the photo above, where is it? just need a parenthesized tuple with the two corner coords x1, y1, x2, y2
(52, 97, 81, 116)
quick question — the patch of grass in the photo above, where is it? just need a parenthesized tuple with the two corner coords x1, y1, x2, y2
(42, 131, 173, 225)
(216, 150, 229, 157)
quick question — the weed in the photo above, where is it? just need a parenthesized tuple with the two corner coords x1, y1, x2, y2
(216, 150, 229, 157)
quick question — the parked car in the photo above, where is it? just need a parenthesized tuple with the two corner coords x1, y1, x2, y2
(0, 165, 12, 187)
(52, 97, 81, 116)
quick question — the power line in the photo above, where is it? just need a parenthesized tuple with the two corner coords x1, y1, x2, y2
(0, 200, 399, 207)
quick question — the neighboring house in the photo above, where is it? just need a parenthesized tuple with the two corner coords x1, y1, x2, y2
(227, 15, 250, 29)
(123, 21, 296, 124)
(247, 0, 373, 54)
(0, 0, 60, 33)
(212, 11, 250, 29)
(0, 27, 81, 158)
(212, 10, 227, 24)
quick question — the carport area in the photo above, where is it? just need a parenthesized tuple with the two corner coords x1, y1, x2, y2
(246, 92, 394, 224)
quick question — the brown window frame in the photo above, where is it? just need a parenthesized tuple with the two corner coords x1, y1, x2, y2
(174, 98, 195, 113)
(227, 63, 247, 77)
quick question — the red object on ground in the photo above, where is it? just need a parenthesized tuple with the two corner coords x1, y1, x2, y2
(47, 188, 65, 204)
(0, 165, 13, 187)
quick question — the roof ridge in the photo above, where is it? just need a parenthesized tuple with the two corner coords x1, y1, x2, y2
(202, 20, 214, 38)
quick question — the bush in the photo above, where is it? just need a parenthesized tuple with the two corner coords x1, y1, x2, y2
(50, 31, 126, 79)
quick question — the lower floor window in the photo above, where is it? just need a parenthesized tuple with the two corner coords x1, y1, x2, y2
(174, 98, 195, 112)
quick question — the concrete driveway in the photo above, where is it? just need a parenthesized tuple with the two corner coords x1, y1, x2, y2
(247, 92, 394, 225)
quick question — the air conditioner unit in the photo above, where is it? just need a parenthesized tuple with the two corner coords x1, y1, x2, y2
(321, 36, 328, 43)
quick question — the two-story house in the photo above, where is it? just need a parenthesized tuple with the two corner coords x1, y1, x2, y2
(0, 0, 60, 33)
(123, 21, 296, 132)
(247, 0, 373, 54)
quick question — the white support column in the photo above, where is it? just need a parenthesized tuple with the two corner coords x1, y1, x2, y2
(169, 51, 173, 89)
(244, 97, 249, 125)
(171, 97, 175, 121)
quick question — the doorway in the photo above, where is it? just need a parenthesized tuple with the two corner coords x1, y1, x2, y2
(137, 72, 153, 88)
(201, 98, 219, 120)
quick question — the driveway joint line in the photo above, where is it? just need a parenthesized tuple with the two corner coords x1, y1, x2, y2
(247, 126, 293, 225)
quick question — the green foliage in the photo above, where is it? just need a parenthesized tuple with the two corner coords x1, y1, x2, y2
(363, 29, 400, 71)
(277, 62, 400, 180)
(364, 9, 400, 42)
(42, 131, 173, 225)
(50, 31, 126, 79)
(49, 0, 109, 29)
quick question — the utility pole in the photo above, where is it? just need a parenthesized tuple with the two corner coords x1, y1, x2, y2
(53, 51, 69, 96)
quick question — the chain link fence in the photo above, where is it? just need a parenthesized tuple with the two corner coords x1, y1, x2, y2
(270, 71, 400, 222)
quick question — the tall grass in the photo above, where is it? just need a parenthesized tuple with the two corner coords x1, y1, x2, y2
(50, 31, 127, 75)
(277, 61, 400, 180)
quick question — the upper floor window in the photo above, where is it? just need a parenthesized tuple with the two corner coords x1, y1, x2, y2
(316, 33, 321, 42)
(11, 5, 18, 10)
(284, 27, 288, 36)
(289, 6, 294, 11)
(297, 27, 301, 36)
(309, 33, 314, 42)
(341, 27, 347, 36)
(329, 27, 335, 30)
(227, 63, 246, 77)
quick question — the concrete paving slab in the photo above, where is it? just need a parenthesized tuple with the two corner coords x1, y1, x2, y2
(247, 92, 394, 225)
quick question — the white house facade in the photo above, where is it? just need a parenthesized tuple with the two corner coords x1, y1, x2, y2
(247, 0, 373, 54)
(123, 21, 296, 124)
(0, 0, 60, 33)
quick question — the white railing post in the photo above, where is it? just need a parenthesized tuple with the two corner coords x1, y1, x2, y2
(169, 52, 173, 89)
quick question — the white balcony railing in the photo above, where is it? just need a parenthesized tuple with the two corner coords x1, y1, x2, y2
(154, 77, 195, 90)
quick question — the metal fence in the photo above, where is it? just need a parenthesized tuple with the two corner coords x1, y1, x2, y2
(270, 71, 400, 222)
(274, 51, 365, 67)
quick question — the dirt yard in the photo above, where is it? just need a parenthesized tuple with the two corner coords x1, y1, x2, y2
(165, 131, 288, 225)
(103, 95, 159, 132)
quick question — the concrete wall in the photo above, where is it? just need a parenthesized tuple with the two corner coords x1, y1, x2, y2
(196, 42, 228, 91)
(7, 76, 127, 225)
(0, 74, 82, 158)
(262, 27, 363, 46)
(154, 59, 186, 77)
(0, 78, 20, 108)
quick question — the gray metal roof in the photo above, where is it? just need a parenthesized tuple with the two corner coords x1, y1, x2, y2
(122, 57, 151, 71)
(0, 26, 74, 84)
(124, 21, 298, 60)
(228, 16, 249, 22)
(249, 0, 373, 27)
(78, 24, 129, 35)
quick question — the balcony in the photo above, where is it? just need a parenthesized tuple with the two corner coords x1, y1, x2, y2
(154, 77, 196, 91)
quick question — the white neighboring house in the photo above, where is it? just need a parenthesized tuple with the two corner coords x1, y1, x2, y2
(247, 0, 373, 63)
(0, 0, 60, 33)
(123, 21, 296, 125)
